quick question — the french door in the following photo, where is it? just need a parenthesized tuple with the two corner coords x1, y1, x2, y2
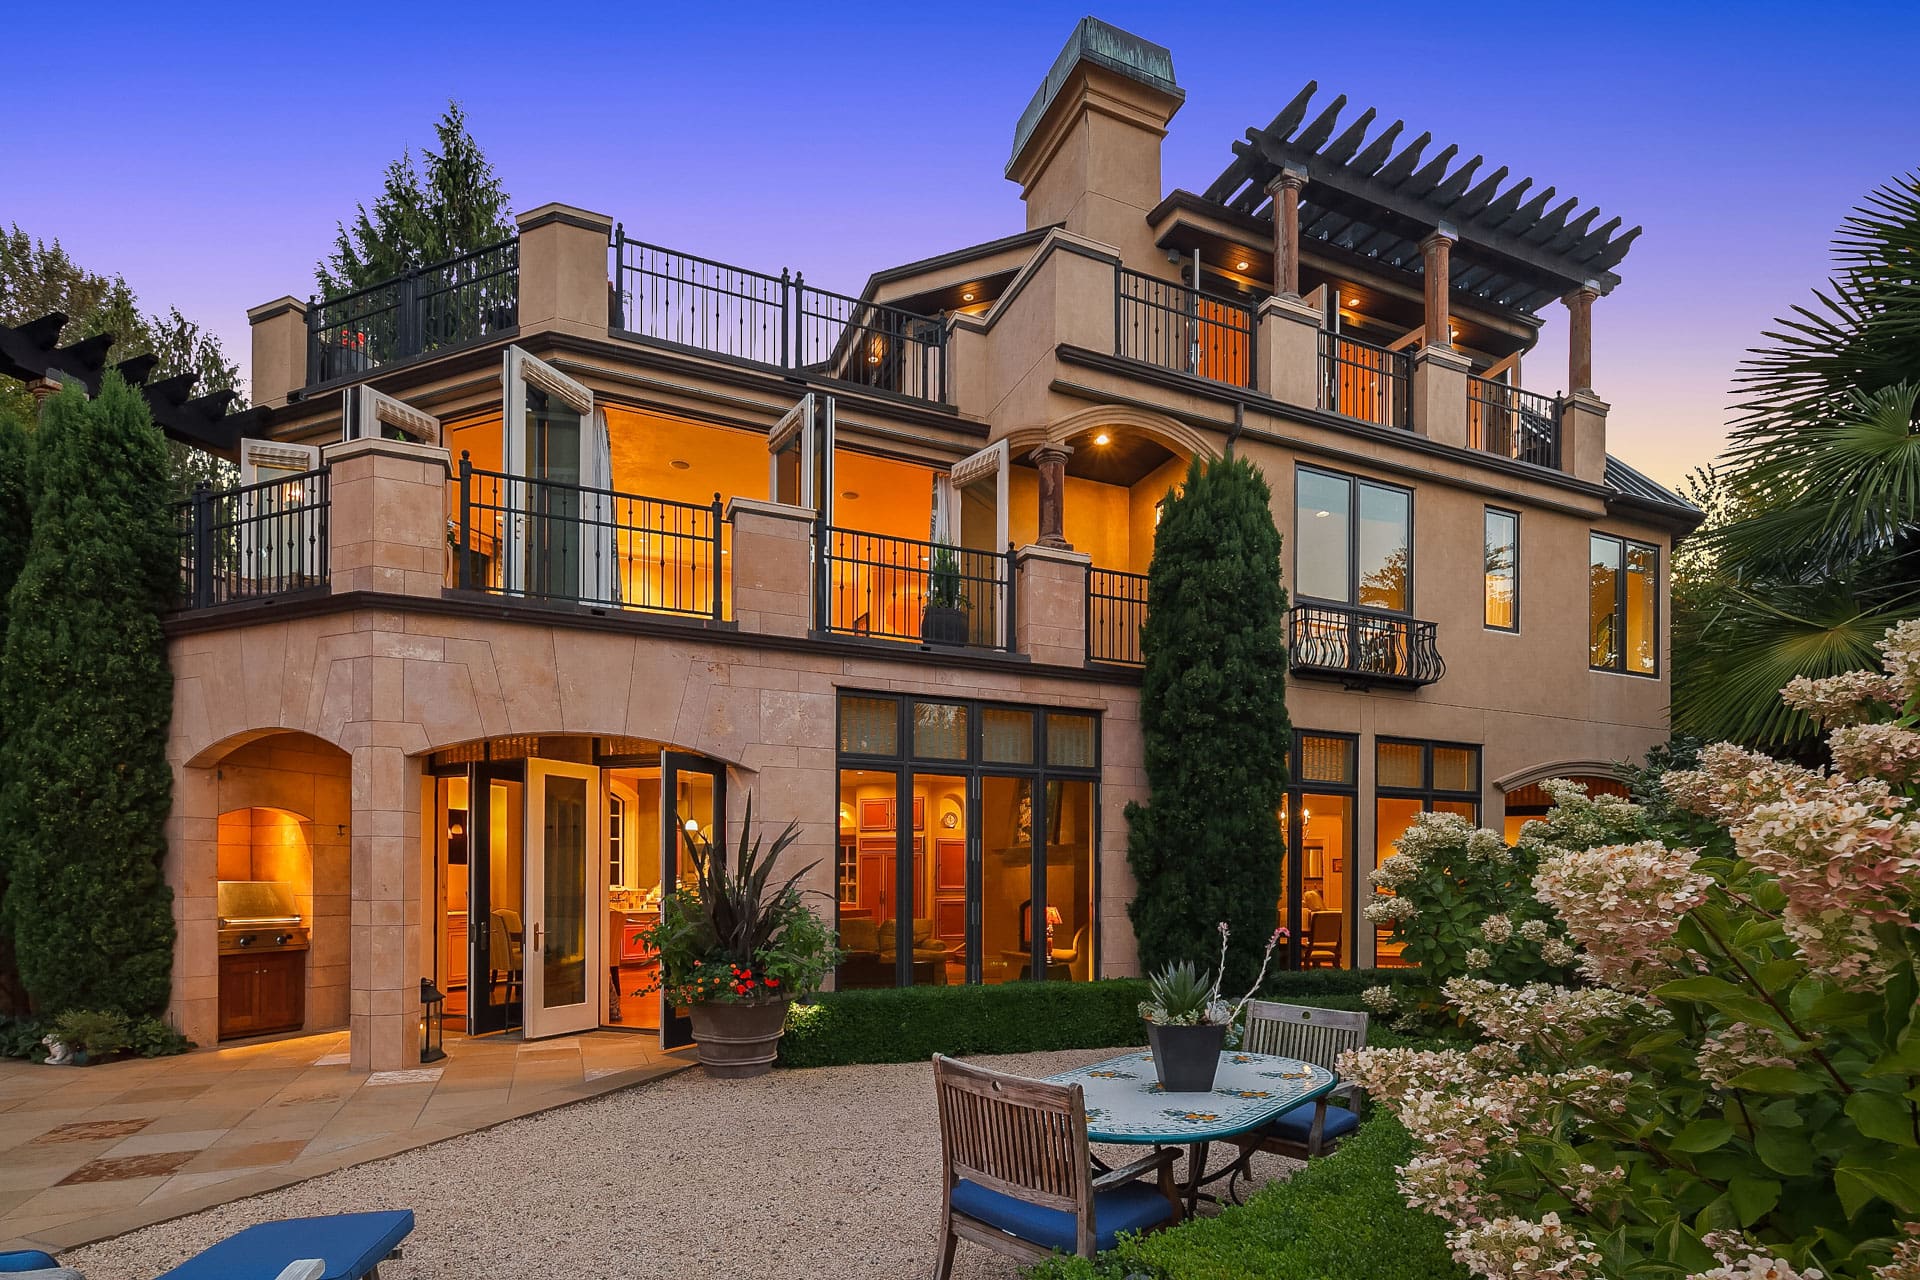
(659, 752, 726, 1050)
(524, 759, 602, 1039)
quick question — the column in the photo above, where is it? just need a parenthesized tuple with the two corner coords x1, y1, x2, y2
(515, 203, 617, 342)
(1266, 165, 1308, 298)
(246, 297, 310, 410)
(1420, 226, 1456, 349)
(727, 497, 817, 637)
(349, 739, 424, 1074)
(1013, 545, 1091, 667)
(1564, 284, 1599, 395)
(324, 436, 453, 597)
(1031, 444, 1072, 551)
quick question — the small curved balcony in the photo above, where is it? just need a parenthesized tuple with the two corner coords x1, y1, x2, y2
(1287, 603, 1444, 689)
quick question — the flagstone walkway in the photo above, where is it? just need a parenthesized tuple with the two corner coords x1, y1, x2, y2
(0, 1028, 687, 1255)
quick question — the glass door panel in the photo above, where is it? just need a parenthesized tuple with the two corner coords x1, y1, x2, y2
(835, 768, 901, 989)
(660, 752, 725, 1049)
(1040, 780, 1095, 981)
(913, 774, 965, 986)
(524, 760, 600, 1038)
(1292, 793, 1353, 969)
(469, 767, 524, 1035)
(980, 775, 1036, 983)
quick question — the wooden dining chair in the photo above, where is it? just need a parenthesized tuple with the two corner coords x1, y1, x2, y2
(1235, 1001, 1370, 1160)
(930, 1055, 1181, 1278)
(1301, 911, 1344, 967)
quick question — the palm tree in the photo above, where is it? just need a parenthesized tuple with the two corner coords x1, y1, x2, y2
(1675, 175, 1920, 752)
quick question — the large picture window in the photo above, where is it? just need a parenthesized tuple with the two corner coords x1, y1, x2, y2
(834, 693, 1099, 988)
(1372, 738, 1480, 967)
(1295, 466, 1413, 613)
(1590, 533, 1658, 675)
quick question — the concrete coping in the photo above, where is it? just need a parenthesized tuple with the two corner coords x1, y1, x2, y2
(1564, 390, 1610, 413)
(515, 202, 615, 235)
(726, 496, 815, 525)
(1015, 543, 1093, 569)
(323, 436, 453, 470)
(247, 296, 307, 323)
(1412, 344, 1474, 372)
(1257, 294, 1321, 325)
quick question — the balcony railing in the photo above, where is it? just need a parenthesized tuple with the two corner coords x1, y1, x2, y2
(1319, 331, 1411, 429)
(1114, 268, 1255, 388)
(307, 238, 519, 386)
(1287, 603, 1443, 688)
(453, 457, 726, 619)
(608, 227, 948, 404)
(1468, 375, 1562, 469)
(1087, 567, 1149, 666)
(174, 470, 330, 610)
(818, 525, 1011, 651)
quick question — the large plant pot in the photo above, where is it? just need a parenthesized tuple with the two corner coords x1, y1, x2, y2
(688, 998, 790, 1079)
(921, 605, 969, 646)
(1145, 1022, 1227, 1093)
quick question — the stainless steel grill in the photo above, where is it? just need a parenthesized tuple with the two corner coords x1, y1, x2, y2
(216, 880, 310, 954)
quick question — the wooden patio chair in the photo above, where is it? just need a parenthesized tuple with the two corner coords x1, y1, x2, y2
(930, 1054, 1181, 1278)
(1232, 1001, 1370, 1168)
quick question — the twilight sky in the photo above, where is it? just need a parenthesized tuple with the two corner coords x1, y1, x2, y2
(12, 0, 1918, 486)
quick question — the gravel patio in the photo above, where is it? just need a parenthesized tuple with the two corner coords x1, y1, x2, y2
(64, 1047, 1302, 1280)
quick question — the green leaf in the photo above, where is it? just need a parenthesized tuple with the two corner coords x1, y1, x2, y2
(1727, 1066, 1823, 1094)
(1846, 1089, 1920, 1147)
(1834, 1164, 1920, 1218)
(1728, 1175, 1781, 1227)
(1755, 1125, 1817, 1176)
(1672, 1118, 1736, 1153)
(1652, 975, 1785, 1028)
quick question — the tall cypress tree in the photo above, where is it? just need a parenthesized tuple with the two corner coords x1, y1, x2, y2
(0, 408, 31, 1014)
(0, 375, 176, 1015)
(1125, 452, 1290, 990)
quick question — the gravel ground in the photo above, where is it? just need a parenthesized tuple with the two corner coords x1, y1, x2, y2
(66, 1048, 1298, 1280)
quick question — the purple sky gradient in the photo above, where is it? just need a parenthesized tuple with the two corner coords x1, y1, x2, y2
(14, 1, 1918, 485)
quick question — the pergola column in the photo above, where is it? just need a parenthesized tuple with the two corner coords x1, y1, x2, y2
(1265, 164, 1309, 299)
(1564, 284, 1600, 395)
(1030, 444, 1073, 551)
(1420, 224, 1457, 349)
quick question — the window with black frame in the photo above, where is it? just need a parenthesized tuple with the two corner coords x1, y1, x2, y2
(1589, 533, 1658, 676)
(1371, 738, 1480, 967)
(1282, 731, 1359, 970)
(1294, 465, 1413, 613)
(834, 693, 1100, 988)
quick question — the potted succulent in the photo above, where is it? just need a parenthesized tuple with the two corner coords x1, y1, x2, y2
(639, 798, 841, 1078)
(1138, 923, 1283, 1092)
(920, 544, 971, 646)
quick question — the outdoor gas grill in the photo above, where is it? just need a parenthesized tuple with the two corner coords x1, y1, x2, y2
(216, 881, 310, 1040)
(216, 880, 310, 953)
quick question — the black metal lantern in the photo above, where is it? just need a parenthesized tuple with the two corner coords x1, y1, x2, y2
(419, 978, 447, 1063)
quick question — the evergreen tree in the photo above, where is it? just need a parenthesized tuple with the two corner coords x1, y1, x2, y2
(317, 102, 513, 295)
(1125, 453, 1291, 991)
(0, 409, 30, 1015)
(0, 375, 176, 1015)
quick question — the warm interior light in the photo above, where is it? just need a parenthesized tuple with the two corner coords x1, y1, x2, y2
(1235, 259, 1251, 272)
(683, 818, 699, 833)
(962, 291, 976, 302)
(1347, 295, 1361, 307)
(1093, 432, 1111, 445)
(1315, 509, 1331, 518)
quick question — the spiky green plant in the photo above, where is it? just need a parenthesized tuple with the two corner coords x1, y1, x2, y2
(1140, 960, 1214, 1026)
(681, 795, 813, 962)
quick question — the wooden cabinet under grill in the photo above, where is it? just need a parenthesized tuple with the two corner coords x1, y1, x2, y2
(219, 951, 306, 1040)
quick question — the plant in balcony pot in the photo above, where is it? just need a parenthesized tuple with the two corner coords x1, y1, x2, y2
(921, 544, 971, 646)
(638, 798, 840, 1079)
(1138, 923, 1283, 1092)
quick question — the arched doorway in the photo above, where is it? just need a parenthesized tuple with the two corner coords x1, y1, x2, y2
(1501, 775, 1630, 843)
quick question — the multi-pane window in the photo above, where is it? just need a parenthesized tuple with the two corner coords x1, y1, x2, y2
(1589, 533, 1658, 675)
(1295, 466, 1413, 612)
(1284, 732, 1358, 969)
(1484, 508, 1518, 631)
(1373, 739, 1481, 966)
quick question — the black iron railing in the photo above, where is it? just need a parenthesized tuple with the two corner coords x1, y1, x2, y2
(607, 226, 948, 404)
(307, 238, 519, 386)
(1087, 567, 1149, 666)
(1468, 375, 1562, 469)
(1319, 331, 1411, 429)
(1287, 603, 1443, 687)
(454, 456, 725, 619)
(175, 470, 330, 610)
(817, 525, 1011, 650)
(1113, 268, 1255, 388)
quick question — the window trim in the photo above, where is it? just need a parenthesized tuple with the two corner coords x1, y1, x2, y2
(1483, 506, 1520, 633)
(1293, 464, 1416, 616)
(1588, 532, 1660, 678)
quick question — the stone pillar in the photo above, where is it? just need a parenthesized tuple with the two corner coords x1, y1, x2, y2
(1564, 284, 1599, 395)
(324, 437, 453, 596)
(349, 739, 424, 1074)
(1266, 165, 1308, 298)
(1256, 294, 1322, 408)
(727, 498, 818, 637)
(1412, 345, 1472, 448)
(1420, 226, 1457, 350)
(247, 296, 309, 409)
(163, 755, 222, 1050)
(1013, 544, 1091, 667)
(516, 203, 617, 342)
(1031, 445, 1072, 551)
(1561, 391, 1610, 486)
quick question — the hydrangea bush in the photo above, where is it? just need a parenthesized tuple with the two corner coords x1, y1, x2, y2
(1343, 621, 1920, 1280)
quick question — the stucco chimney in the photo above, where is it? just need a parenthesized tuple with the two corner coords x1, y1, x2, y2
(1005, 18, 1184, 270)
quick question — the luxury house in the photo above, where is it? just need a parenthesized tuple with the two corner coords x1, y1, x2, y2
(148, 18, 1697, 1070)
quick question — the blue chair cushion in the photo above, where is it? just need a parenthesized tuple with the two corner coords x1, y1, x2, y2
(0, 1253, 61, 1274)
(1262, 1098, 1360, 1146)
(951, 1177, 1174, 1253)
(156, 1210, 415, 1280)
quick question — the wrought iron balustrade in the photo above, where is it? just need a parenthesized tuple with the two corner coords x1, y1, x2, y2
(306, 238, 518, 385)
(1287, 602, 1443, 687)
(795, 280, 946, 403)
(1086, 567, 1149, 666)
(1113, 268, 1255, 388)
(1318, 331, 1411, 429)
(817, 525, 1011, 651)
(1468, 375, 1562, 469)
(454, 457, 725, 620)
(174, 470, 330, 610)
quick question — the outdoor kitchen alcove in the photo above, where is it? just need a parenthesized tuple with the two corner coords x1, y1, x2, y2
(215, 802, 346, 1041)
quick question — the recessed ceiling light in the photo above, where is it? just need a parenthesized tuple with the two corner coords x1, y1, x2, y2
(1235, 259, 1251, 271)
(1093, 432, 1111, 445)
(841, 490, 859, 500)
(1346, 296, 1361, 307)
(962, 291, 976, 302)
(1315, 510, 1331, 518)
(670, 459, 691, 470)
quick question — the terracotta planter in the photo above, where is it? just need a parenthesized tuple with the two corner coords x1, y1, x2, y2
(688, 998, 791, 1079)
(1145, 1021, 1226, 1093)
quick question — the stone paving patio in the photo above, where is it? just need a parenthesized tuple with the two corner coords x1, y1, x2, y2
(0, 1028, 687, 1255)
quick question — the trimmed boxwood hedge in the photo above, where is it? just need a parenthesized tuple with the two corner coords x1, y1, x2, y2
(1025, 1114, 1465, 1280)
(776, 970, 1412, 1069)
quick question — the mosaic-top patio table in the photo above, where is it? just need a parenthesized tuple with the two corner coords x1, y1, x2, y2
(1047, 1049, 1339, 1210)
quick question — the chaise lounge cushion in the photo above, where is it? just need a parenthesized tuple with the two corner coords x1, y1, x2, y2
(1261, 1099, 1361, 1146)
(156, 1210, 415, 1280)
(950, 1178, 1173, 1253)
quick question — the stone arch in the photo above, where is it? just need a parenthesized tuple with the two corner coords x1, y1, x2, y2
(1004, 404, 1222, 463)
(1491, 759, 1625, 794)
